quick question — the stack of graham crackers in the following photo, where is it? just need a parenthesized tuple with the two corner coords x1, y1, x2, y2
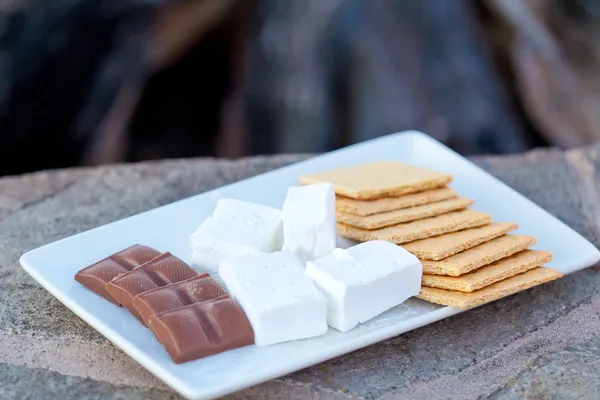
(300, 161, 562, 309)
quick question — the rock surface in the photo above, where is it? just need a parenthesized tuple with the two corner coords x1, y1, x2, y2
(1, 144, 600, 400)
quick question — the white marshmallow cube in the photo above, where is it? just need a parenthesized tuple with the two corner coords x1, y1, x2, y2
(306, 240, 422, 332)
(281, 183, 337, 264)
(190, 199, 282, 271)
(219, 251, 328, 346)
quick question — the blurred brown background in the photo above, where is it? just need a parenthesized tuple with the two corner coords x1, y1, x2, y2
(0, 0, 599, 177)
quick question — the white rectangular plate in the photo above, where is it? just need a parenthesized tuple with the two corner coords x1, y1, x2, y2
(21, 131, 600, 399)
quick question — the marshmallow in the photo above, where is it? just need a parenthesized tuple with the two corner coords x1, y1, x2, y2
(281, 183, 337, 264)
(306, 241, 422, 331)
(219, 251, 328, 346)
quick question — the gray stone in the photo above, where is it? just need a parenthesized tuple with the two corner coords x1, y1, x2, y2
(489, 335, 600, 400)
(0, 363, 181, 400)
(1, 146, 600, 399)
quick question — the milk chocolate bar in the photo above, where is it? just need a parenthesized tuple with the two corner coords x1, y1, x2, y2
(133, 273, 226, 325)
(105, 252, 197, 323)
(74, 244, 161, 305)
(148, 295, 255, 363)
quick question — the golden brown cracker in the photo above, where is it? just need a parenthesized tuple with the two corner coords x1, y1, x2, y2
(401, 222, 518, 261)
(300, 161, 452, 200)
(336, 197, 473, 229)
(337, 209, 491, 244)
(336, 188, 457, 216)
(416, 267, 563, 308)
(422, 249, 552, 292)
(421, 235, 536, 276)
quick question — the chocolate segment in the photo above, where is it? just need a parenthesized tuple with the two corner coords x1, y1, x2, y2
(105, 252, 197, 323)
(74, 244, 161, 305)
(148, 295, 255, 363)
(133, 273, 226, 325)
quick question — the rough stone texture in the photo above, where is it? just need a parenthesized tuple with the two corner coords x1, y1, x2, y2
(1, 145, 600, 399)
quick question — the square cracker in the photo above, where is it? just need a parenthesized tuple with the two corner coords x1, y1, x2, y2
(336, 187, 457, 216)
(422, 234, 536, 276)
(300, 161, 453, 200)
(422, 249, 552, 292)
(337, 209, 491, 244)
(336, 197, 473, 230)
(416, 267, 563, 308)
(401, 222, 518, 261)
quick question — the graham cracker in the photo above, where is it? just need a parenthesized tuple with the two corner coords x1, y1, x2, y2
(337, 209, 491, 244)
(336, 197, 473, 230)
(299, 161, 453, 200)
(401, 222, 518, 260)
(421, 234, 536, 276)
(416, 267, 563, 308)
(422, 249, 552, 292)
(336, 187, 457, 216)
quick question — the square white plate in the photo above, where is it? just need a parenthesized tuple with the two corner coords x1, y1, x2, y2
(20, 131, 600, 400)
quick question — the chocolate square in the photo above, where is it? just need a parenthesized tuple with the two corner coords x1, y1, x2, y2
(133, 273, 226, 325)
(148, 295, 254, 363)
(105, 252, 198, 323)
(74, 244, 161, 305)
